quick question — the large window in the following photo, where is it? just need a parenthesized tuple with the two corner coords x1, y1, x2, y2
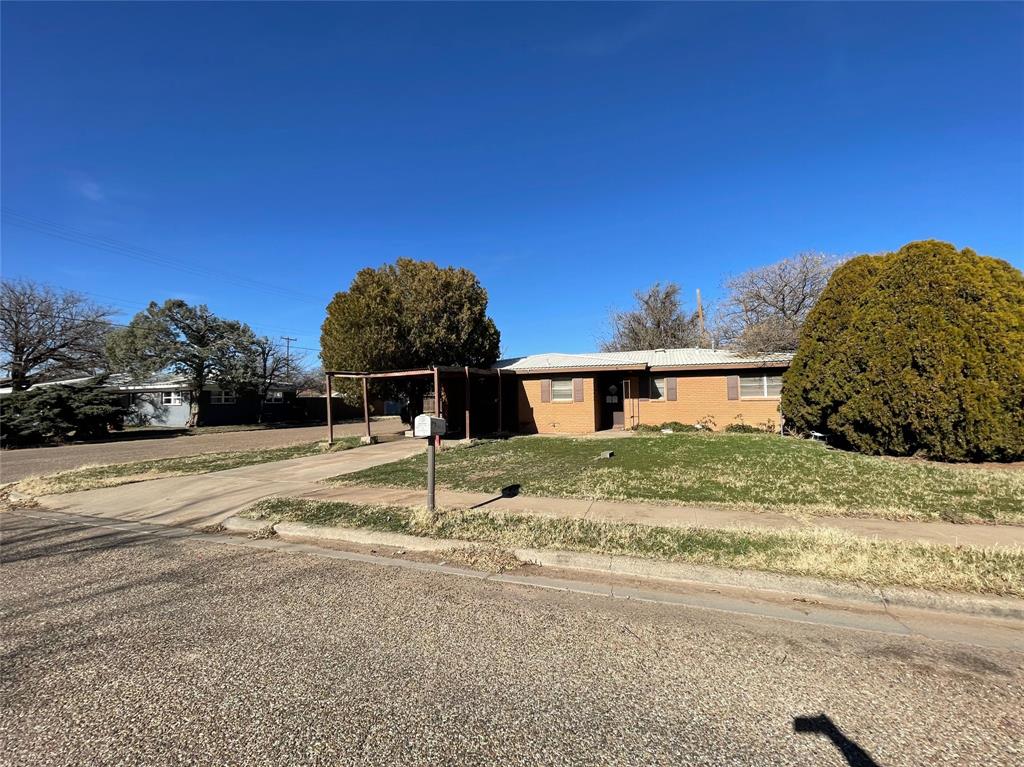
(740, 375, 783, 399)
(161, 391, 183, 406)
(550, 378, 574, 402)
(210, 390, 236, 405)
(650, 377, 666, 401)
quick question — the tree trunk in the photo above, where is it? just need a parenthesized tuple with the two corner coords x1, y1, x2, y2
(10, 358, 28, 391)
(187, 389, 203, 427)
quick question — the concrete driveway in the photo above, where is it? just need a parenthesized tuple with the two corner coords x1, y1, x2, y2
(0, 419, 405, 482)
(35, 438, 425, 528)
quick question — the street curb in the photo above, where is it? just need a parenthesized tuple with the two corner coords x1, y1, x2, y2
(227, 517, 1024, 622)
(273, 521, 462, 552)
(510, 547, 1024, 621)
(222, 516, 271, 534)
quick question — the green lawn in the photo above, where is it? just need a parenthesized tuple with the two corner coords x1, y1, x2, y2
(332, 433, 1024, 524)
(244, 497, 1024, 596)
(13, 438, 361, 496)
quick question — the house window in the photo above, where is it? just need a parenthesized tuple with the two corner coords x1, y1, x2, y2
(265, 391, 284, 403)
(650, 377, 666, 401)
(161, 391, 183, 406)
(550, 378, 574, 402)
(210, 390, 236, 405)
(740, 375, 783, 399)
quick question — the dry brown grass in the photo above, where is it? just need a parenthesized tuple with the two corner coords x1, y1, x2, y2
(247, 497, 1024, 596)
(439, 545, 524, 573)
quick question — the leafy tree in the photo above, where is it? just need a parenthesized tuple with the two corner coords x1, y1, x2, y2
(601, 282, 701, 352)
(1, 378, 127, 447)
(106, 300, 259, 427)
(0, 279, 115, 390)
(321, 258, 500, 410)
(782, 240, 1024, 461)
(717, 253, 840, 353)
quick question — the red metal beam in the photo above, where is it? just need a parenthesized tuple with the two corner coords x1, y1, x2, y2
(361, 376, 371, 439)
(325, 372, 334, 446)
(464, 366, 471, 439)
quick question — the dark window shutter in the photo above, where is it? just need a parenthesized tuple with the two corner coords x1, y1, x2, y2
(726, 375, 740, 400)
(573, 378, 584, 402)
(666, 377, 677, 401)
(540, 379, 551, 403)
(639, 376, 650, 400)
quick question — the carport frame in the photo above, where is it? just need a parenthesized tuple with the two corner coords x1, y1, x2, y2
(323, 366, 505, 445)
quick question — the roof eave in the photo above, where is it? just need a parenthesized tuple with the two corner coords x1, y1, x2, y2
(648, 360, 791, 372)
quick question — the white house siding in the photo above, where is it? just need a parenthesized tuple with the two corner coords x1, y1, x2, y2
(130, 392, 191, 427)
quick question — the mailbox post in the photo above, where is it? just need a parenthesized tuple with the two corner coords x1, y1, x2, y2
(413, 414, 447, 512)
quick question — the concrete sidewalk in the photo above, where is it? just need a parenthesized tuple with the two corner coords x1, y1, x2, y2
(35, 439, 425, 528)
(303, 483, 1024, 549)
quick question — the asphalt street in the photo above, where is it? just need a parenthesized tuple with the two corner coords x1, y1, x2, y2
(2, 510, 1021, 767)
(0, 419, 406, 483)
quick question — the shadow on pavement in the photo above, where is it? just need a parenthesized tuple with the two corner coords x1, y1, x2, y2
(794, 714, 881, 766)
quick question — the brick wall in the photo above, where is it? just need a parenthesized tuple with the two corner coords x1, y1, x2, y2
(517, 375, 598, 434)
(627, 368, 785, 431)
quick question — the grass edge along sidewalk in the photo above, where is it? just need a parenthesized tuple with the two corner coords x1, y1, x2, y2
(242, 497, 1024, 597)
(7, 438, 362, 497)
(328, 433, 1024, 525)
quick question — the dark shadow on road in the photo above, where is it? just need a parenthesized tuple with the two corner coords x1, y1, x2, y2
(794, 714, 881, 766)
(469, 484, 521, 509)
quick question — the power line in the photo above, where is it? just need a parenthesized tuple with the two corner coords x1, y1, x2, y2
(1, 208, 324, 304)
(3, 275, 320, 338)
(2, 309, 322, 353)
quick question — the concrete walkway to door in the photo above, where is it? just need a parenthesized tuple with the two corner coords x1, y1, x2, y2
(35, 439, 425, 529)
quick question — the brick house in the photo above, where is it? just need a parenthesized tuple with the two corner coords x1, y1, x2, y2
(495, 349, 790, 434)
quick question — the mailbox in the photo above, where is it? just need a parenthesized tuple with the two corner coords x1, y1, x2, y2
(413, 414, 447, 438)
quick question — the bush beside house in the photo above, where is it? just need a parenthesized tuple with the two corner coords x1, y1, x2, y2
(783, 240, 1024, 461)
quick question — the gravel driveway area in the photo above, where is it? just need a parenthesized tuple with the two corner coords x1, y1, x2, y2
(0, 419, 405, 482)
(2, 511, 1021, 766)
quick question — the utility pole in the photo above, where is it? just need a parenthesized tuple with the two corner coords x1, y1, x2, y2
(695, 289, 706, 347)
(280, 336, 296, 379)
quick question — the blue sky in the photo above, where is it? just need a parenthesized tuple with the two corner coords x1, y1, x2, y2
(3, 2, 1022, 361)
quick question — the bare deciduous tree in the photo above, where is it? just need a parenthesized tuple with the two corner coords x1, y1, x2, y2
(243, 336, 290, 423)
(295, 365, 326, 395)
(601, 282, 702, 352)
(716, 253, 841, 353)
(0, 279, 115, 390)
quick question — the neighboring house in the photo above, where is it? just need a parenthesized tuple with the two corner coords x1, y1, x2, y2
(494, 348, 791, 434)
(0, 374, 299, 428)
(116, 375, 298, 427)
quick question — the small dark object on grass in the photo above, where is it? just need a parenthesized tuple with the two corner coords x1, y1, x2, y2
(500, 484, 520, 498)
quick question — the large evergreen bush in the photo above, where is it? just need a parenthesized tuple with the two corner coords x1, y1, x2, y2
(1, 379, 127, 447)
(782, 240, 1024, 461)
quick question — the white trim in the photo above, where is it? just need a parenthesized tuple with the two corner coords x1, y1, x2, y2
(550, 378, 574, 403)
(650, 377, 666, 401)
(210, 390, 236, 405)
(161, 391, 183, 406)
(739, 374, 783, 400)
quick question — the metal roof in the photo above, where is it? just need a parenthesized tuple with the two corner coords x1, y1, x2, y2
(494, 348, 793, 373)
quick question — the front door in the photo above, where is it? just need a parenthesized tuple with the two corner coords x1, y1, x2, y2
(600, 379, 625, 430)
